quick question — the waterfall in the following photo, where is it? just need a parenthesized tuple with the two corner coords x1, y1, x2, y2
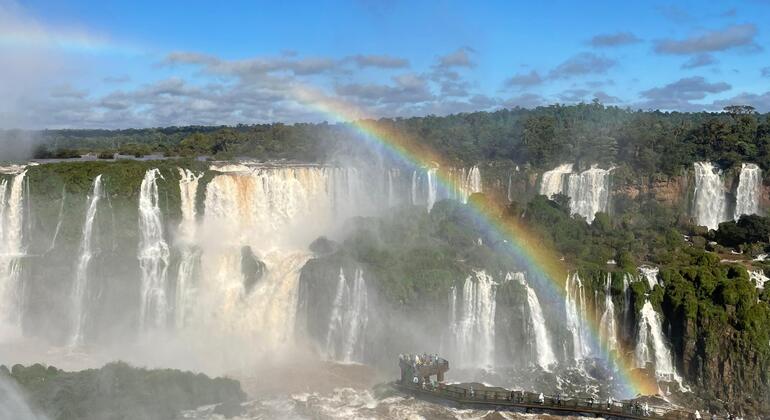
(138, 169, 170, 330)
(635, 300, 679, 381)
(47, 187, 67, 253)
(539, 163, 573, 198)
(567, 166, 611, 223)
(387, 168, 399, 207)
(510, 272, 556, 370)
(70, 175, 103, 347)
(454, 166, 482, 204)
(622, 273, 633, 341)
(411, 170, 418, 205)
(565, 272, 591, 362)
(324, 267, 369, 363)
(639, 266, 659, 289)
(693, 162, 728, 230)
(450, 270, 496, 369)
(0, 171, 27, 335)
(735, 163, 761, 220)
(749, 269, 769, 290)
(195, 166, 365, 351)
(426, 168, 437, 210)
(507, 174, 513, 202)
(175, 168, 203, 329)
(599, 274, 618, 353)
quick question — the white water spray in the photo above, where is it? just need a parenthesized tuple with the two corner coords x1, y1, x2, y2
(735, 163, 761, 220)
(565, 272, 591, 362)
(69, 175, 102, 347)
(567, 166, 611, 223)
(635, 300, 680, 382)
(510, 272, 555, 370)
(138, 169, 170, 330)
(539, 163, 573, 198)
(450, 270, 496, 369)
(598, 273, 618, 353)
(0, 171, 27, 336)
(324, 267, 369, 363)
(693, 162, 728, 230)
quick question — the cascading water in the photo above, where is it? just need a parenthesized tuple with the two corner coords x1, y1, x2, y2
(194, 165, 367, 353)
(635, 300, 680, 382)
(509, 272, 555, 370)
(175, 168, 203, 329)
(0, 171, 27, 336)
(693, 162, 728, 230)
(598, 273, 618, 353)
(452, 166, 482, 204)
(450, 270, 496, 369)
(69, 175, 103, 347)
(735, 163, 761, 220)
(639, 265, 660, 289)
(324, 268, 368, 363)
(567, 166, 611, 223)
(565, 272, 591, 362)
(539, 163, 573, 198)
(138, 169, 170, 330)
(749, 269, 768, 290)
(426, 168, 437, 210)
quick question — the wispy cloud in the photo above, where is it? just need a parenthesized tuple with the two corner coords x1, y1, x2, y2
(589, 32, 641, 47)
(654, 24, 759, 55)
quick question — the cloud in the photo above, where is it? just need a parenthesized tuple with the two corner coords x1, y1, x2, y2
(712, 91, 770, 112)
(549, 52, 616, 79)
(503, 71, 543, 89)
(654, 24, 759, 55)
(50, 84, 88, 99)
(589, 32, 641, 47)
(436, 47, 475, 69)
(162, 51, 339, 77)
(350, 54, 409, 68)
(504, 93, 545, 108)
(761, 67, 770, 78)
(334, 73, 433, 104)
(681, 54, 718, 69)
(638, 76, 731, 110)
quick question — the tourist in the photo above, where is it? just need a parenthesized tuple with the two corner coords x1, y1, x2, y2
(556, 392, 561, 406)
(538, 392, 544, 405)
(607, 396, 613, 409)
(694, 410, 701, 419)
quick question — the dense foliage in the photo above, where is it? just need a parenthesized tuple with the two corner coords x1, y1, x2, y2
(8, 103, 769, 176)
(1, 362, 245, 420)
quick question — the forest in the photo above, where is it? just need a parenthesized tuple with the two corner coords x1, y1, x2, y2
(8, 103, 768, 177)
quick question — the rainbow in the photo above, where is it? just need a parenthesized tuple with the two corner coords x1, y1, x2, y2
(291, 85, 660, 398)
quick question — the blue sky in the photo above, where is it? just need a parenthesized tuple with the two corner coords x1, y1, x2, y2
(0, 0, 769, 128)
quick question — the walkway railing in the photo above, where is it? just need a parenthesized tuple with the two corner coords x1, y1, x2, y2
(396, 381, 705, 420)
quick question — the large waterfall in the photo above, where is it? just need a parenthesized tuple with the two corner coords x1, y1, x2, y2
(735, 163, 761, 220)
(539, 163, 573, 198)
(540, 164, 611, 223)
(450, 270, 496, 369)
(635, 300, 679, 382)
(175, 168, 202, 329)
(69, 175, 103, 347)
(510, 272, 555, 370)
(693, 162, 728, 230)
(0, 170, 27, 336)
(598, 274, 618, 353)
(565, 272, 591, 362)
(324, 268, 368, 363)
(138, 169, 170, 330)
(567, 166, 611, 223)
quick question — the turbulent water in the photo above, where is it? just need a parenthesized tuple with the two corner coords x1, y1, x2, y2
(598, 274, 618, 354)
(692, 162, 728, 230)
(735, 163, 762, 220)
(567, 166, 611, 223)
(449, 270, 497, 369)
(511, 272, 556, 370)
(635, 300, 679, 383)
(138, 168, 171, 330)
(564, 272, 591, 362)
(638, 266, 660, 290)
(539, 164, 611, 223)
(0, 170, 26, 338)
(69, 175, 103, 347)
(324, 268, 368, 363)
(175, 168, 203, 329)
(539, 163, 573, 199)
